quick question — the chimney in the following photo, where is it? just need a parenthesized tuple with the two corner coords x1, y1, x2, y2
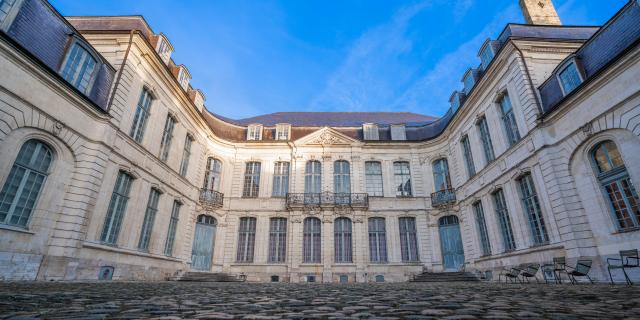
(519, 0, 562, 25)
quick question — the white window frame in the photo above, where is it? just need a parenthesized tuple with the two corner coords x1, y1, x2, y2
(390, 124, 406, 141)
(275, 123, 291, 141)
(58, 38, 100, 95)
(363, 123, 379, 140)
(556, 58, 584, 96)
(177, 66, 191, 90)
(247, 124, 263, 141)
(155, 34, 173, 63)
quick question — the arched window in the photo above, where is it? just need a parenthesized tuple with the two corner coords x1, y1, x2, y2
(305, 160, 322, 193)
(432, 158, 452, 192)
(334, 160, 351, 204)
(197, 214, 217, 225)
(203, 158, 222, 191)
(334, 217, 352, 263)
(393, 161, 412, 197)
(365, 161, 383, 197)
(303, 217, 321, 263)
(368, 217, 387, 263)
(0, 139, 53, 227)
(591, 141, 640, 231)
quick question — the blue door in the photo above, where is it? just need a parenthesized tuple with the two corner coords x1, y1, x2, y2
(439, 215, 465, 271)
(191, 215, 216, 271)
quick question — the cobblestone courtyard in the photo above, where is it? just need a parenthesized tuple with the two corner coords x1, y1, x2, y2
(1, 282, 640, 319)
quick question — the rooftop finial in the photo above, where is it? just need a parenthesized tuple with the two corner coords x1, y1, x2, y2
(519, 0, 562, 25)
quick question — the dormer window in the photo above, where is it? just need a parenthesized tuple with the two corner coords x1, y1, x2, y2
(275, 123, 291, 141)
(449, 91, 465, 112)
(390, 124, 406, 141)
(247, 124, 263, 141)
(156, 35, 173, 64)
(60, 41, 99, 94)
(557, 59, 583, 96)
(0, 0, 18, 26)
(478, 39, 499, 71)
(177, 66, 191, 90)
(462, 69, 477, 95)
(363, 123, 379, 140)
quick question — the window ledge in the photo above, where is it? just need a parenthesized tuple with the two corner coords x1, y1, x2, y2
(612, 228, 640, 235)
(82, 241, 182, 262)
(475, 243, 564, 263)
(0, 224, 35, 235)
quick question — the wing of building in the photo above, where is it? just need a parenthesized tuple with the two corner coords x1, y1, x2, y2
(0, 0, 639, 283)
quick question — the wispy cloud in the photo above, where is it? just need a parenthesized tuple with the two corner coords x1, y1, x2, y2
(393, 4, 520, 115)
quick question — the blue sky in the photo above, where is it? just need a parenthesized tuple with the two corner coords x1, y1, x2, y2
(51, 0, 627, 119)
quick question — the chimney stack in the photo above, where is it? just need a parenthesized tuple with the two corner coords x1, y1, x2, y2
(519, 0, 562, 25)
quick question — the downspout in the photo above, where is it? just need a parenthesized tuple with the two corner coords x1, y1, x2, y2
(512, 42, 545, 123)
(106, 30, 141, 110)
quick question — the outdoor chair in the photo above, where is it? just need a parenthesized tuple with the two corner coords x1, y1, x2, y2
(520, 264, 540, 283)
(566, 259, 594, 284)
(607, 249, 639, 285)
(542, 257, 567, 284)
(499, 267, 522, 283)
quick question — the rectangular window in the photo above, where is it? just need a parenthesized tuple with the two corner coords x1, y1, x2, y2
(237, 217, 257, 262)
(247, 124, 263, 141)
(368, 217, 387, 263)
(493, 189, 516, 252)
(0, 0, 16, 23)
(60, 42, 97, 94)
(100, 171, 134, 245)
(242, 162, 261, 198)
(461, 135, 476, 178)
(558, 62, 582, 95)
(334, 218, 353, 263)
(179, 135, 193, 177)
(304, 161, 322, 194)
(480, 45, 495, 71)
(473, 201, 491, 256)
(164, 200, 181, 256)
(399, 217, 419, 262)
(463, 72, 475, 94)
(363, 123, 379, 140)
(499, 94, 521, 147)
(393, 161, 412, 197)
(390, 124, 406, 141)
(477, 116, 495, 163)
(138, 188, 160, 251)
(268, 218, 287, 263)
(303, 218, 321, 263)
(518, 174, 549, 246)
(159, 115, 176, 162)
(129, 88, 153, 143)
(365, 161, 384, 197)
(275, 124, 290, 141)
(272, 162, 290, 197)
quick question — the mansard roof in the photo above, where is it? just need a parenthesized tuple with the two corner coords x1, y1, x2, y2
(215, 112, 438, 127)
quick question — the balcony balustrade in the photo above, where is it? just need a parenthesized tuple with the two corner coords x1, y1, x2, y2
(431, 188, 456, 207)
(199, 189, 224, 209)
(286, 192, 369, 210)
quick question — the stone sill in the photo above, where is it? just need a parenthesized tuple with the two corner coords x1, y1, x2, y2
(475, 243, 564, 263)
(0, 224, 35, 235)
(230, 263, 288, 267)
(82, 241, 183, 263)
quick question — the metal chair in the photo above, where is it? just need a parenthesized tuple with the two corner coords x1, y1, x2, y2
(520, 264, 540, 283)
(566, 259, 594, 284)
(607, 249, 639, 285)
(499, 267, 523, 283)
(542, 257, 567, 284)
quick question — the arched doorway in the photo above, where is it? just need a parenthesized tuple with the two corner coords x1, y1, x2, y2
(439, 215, 465, 271)
(191, 215, 217, 271)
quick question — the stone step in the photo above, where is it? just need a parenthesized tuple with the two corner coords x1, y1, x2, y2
(410, 272, 480, 282)
(172, 272, 244, 282)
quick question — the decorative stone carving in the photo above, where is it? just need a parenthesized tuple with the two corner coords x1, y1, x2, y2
(309, 131, 350, 145)
(581, 122, 593, 137)
(52, 120, 64, 136)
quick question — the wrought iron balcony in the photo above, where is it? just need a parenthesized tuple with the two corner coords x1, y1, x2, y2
(431, 189, 456, 207)
(286, 192, 369, 210)
(199, 189, 224, 209)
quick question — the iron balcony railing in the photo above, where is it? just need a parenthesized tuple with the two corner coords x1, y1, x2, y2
(431, 188, 456, 207)
(286, 192, 369, 210)
(199, 189, 224, 209)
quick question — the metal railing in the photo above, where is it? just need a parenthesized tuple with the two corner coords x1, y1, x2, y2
(431, 189, 456, 207)
(286, 192, 369, 210)
(199, 189, 224, 209)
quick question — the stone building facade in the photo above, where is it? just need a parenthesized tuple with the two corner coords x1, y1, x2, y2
(0, 0, 639, 282)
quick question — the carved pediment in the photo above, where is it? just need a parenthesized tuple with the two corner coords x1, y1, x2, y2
(295, 127, 358, 146)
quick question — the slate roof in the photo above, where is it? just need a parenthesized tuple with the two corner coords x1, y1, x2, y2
(214, 112, 438, 127)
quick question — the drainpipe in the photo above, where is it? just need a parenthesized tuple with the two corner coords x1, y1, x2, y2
(106, 30, 141, 111)
(513, 42, 545, 123)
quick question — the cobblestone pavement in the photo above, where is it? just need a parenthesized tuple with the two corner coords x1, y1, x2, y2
(1, 282, 640, 319)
